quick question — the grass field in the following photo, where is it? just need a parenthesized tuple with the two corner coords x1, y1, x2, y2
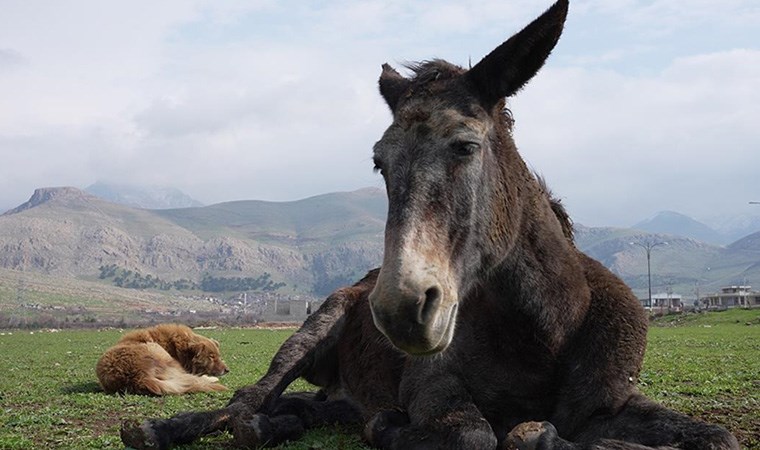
(0, 309, 758, 449)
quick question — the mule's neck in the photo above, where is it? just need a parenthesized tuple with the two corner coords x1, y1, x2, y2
(488, 179, 591, 353)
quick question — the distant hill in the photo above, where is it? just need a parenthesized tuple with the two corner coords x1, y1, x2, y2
(0, 203, 14, 215)
(574, 224, 759, 299)
(631, 211, 725, 245)
(1, 186, 759, 303)
(727, 230, 760, 253)
(704, 212, 760, 243)
(85, 181, 204, 209)
(0, 186, 386, 296)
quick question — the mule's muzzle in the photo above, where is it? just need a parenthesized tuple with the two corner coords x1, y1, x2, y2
(369, 282, 458, 355)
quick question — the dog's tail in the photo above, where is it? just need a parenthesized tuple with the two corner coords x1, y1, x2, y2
(143, 367, 228, 395)
(137, 343, 227, 395)
(228, 268, 379, 413)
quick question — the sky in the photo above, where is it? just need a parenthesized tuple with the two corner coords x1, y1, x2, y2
(0, 0, 758, 227)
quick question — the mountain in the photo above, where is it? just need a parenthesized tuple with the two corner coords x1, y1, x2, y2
(574, 224, 760, 299)
(4, 186, 96, 216)
(85, 181, 204, 209)
(631, 211, 725, 245)
(2, 186, 759, 303)
(704, 212, 760, 244)
(0, 203, 14, 215)
(0, 186, 387, 296)
(727, 230, 760, 253)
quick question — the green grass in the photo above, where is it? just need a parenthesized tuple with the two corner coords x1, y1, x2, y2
(0, 311, 758, 449)
(643, 309, 760, 448)
(0, 328, 366, 450)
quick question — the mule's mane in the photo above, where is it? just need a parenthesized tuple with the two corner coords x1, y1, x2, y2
(402, 59, 515, 130)
(404, 59, 465, 84)
(536, 174, 574, 241)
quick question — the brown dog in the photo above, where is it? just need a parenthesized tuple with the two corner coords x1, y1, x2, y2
(96, 324, 229, 395)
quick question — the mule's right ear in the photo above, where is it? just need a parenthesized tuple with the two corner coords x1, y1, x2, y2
(379, 63, 410, 113)
(466, 0, 568, 108)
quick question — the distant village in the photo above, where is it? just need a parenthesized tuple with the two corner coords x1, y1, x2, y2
(7, 282, 760, 330)
(7, 289, 323, 329)
(639, 285, 760, 315)
(132, 291, 325, 325)
(198, 291, 324, 323)
(145, 284, 760, 323)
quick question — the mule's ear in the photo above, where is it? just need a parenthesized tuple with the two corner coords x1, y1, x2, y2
(379, 63, 410, 112)
(466, 0, 568, 107)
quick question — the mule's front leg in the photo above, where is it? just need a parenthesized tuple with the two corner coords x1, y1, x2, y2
(120, 402, 250, 450)
(119, 382, 285, 449)
(365, 405, 496, 450)
(231, 392, 363, 448)
(365, 374, 497, 450)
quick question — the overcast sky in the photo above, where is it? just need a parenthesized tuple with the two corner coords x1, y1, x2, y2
(1, 0, 758, 227)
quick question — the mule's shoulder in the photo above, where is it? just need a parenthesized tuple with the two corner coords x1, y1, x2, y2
(579, 252, 642, 310)
(552, 250, 649, 433)
(323, 268, 378, 308)
(576, 250, 648, 374)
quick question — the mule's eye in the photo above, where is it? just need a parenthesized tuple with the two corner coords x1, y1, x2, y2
(452, 141, 481, 157)
(373, 158, 385, 175)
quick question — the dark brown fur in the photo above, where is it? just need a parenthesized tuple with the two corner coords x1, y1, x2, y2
(97, 324, 228, 395)
(120, 2, 739, 449)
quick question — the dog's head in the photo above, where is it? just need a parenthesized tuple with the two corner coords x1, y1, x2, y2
(188, 337, 229, 376)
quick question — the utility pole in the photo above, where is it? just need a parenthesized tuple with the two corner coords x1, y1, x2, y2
(630, 240, 667, 309)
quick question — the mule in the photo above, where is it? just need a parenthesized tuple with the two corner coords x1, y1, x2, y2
(120, 1, 740, 449)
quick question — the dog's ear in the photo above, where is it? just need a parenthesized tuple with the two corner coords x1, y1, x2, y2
(189, 340, 209, 356)
(185, 342, 209, 373)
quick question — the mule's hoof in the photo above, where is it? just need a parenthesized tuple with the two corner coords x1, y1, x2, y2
(231, 412, 268, 449)
(363, 409, 409, 447)
(506, 421, 558, 450)
(120, 420, 163, 450)
(231, 412, 272, 449)
(231, 412, 306, 449)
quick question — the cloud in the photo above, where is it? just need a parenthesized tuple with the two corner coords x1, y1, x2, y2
(512, 49, 760, 226)
(0, 0, 758, 229)
(0, 48, 27, 72)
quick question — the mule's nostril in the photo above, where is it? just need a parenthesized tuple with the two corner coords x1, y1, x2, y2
(418, 286, 442, 324)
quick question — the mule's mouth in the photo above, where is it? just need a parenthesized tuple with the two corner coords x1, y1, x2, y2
(373, 301, 459, 356)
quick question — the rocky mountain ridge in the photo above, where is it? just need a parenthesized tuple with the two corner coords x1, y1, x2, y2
(0, 186, 385, 295)
(632, 211, 726, 245)
(1, 186, 759, 299)
(85, 181, 204, 209)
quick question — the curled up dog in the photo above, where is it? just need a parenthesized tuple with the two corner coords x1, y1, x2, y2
(96, 324, 229, 395)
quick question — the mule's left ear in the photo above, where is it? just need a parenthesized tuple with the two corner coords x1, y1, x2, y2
(466, 0, 568, 107)
(379, 63, 411, 113)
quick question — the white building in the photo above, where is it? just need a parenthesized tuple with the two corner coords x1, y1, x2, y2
(701, 286, 760, 309)
(640, 292, 683, 313)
